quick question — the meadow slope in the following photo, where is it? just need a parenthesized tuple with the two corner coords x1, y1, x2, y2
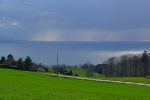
(0, 69, 150, 100)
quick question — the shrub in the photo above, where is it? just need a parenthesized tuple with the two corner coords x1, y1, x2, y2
(145, 75, 150, 79)
(74, 73, 79, 76)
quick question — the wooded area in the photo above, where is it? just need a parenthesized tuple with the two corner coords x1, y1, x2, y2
(102, 51, 150, 77)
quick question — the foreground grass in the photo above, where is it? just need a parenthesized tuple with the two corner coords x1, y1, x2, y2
(0, 69, 150, 100)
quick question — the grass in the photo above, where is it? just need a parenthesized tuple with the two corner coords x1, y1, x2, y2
(68, 66, 86, 76)
(105, 77, 150, 84)
(68, 67, 150, 84)
(48, 66, 86, 76)
(0, 68, 150, 100)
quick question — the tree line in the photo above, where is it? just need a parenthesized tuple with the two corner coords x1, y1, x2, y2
(101, 51, 150, 77)
(1, 51, 149, 78)
(0, 54, 48, 72)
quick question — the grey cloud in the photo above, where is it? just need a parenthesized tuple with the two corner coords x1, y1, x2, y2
(0, 0, 150, 41)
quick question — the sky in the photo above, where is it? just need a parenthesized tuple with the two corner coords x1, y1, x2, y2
(0, 0, 150, 41)
(0, 0, 150, 65)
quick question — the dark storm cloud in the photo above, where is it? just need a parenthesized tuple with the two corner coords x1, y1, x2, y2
(0, 0, 150, 41)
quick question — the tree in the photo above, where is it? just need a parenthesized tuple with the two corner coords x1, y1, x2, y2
(0, 56, 5, 64)
(86, 67, 95, 77)
(141, 51, 149, 63)
(141, 51, 149, 76)
(82, 62, 93, 69)
(17, 58, 24, 70)
(95, 64, 102, 74)
(69, 70, 73, 75)
(7, 54, 14, 61)
(24, 56, 33, 70)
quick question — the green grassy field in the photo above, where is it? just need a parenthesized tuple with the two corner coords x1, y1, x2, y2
(0, 69, 150, 100)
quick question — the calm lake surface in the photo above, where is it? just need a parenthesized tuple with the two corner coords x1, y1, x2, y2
(0, 41, 150, 65)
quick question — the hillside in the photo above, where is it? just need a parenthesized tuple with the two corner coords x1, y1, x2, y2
(0, 69, 150, 100)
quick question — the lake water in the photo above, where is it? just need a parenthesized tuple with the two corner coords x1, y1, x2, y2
(0, 41, 150, 65)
